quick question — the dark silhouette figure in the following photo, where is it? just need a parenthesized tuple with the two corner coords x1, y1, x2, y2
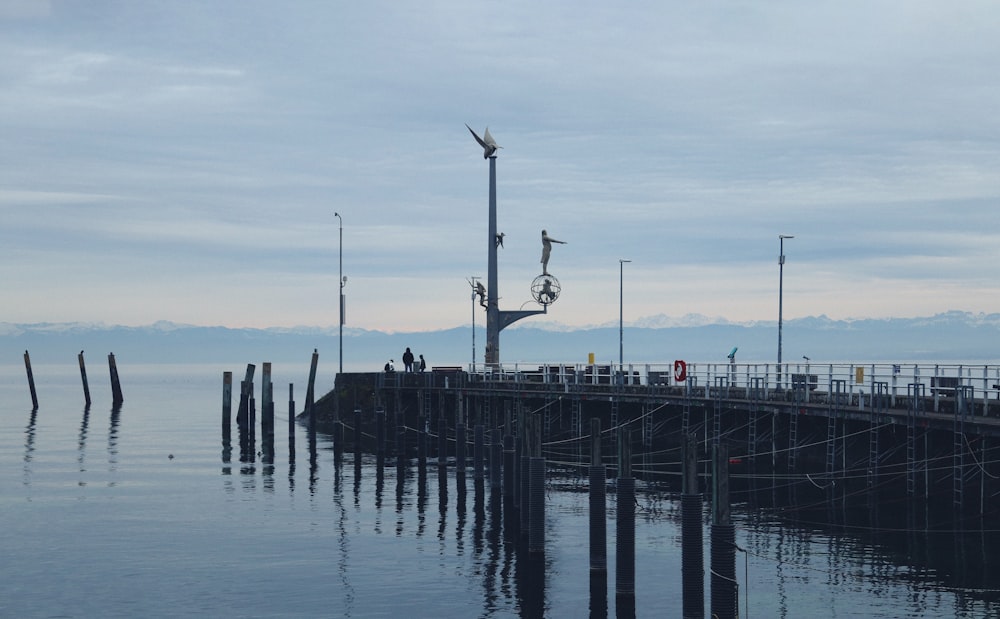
(419, 354, 426, 372)
(402, 348, 415, 372)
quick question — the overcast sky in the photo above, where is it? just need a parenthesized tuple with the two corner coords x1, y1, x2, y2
(3, 1, 999, 333)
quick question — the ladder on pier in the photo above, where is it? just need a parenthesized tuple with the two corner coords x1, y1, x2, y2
(749, 378, 764, 462)
(868, 382, 889, 487)
(953, 385, 973, 510)
(784, 378, 800, 471)
(906, 383, 926, 496)
(826, 380, 847, 476)
(713, 376, 728, 447)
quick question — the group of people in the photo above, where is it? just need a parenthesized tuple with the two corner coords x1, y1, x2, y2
(384, 347, 425, 373)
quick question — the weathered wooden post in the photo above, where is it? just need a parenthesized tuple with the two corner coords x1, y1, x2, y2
(23, 350, 38, 411)
(489, 428, 502, 491)
(589, 418, 607, 572)
(288, 383, 295, 460)
(473, 424, 484, 480)
(438, 416, 447, 467)
(354, 407, 362, 468)
(108, 352, 123, 408)
(78, 351, 91, 408)
(711, 443, 737, 619)
(456, 419, 467, 474)
(222, 371, 232, 441)
(615, 427, 635, 598)
(502, 406, 515, 500)
(305, 349, 319, 436)
(527, 412, 546, 555)
(261, 363, 274, 461)
(682, 433, 705, 619)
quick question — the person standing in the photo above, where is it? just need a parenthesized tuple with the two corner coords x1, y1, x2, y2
(402, 347, 415, 372)
(418, 354, 426, 372)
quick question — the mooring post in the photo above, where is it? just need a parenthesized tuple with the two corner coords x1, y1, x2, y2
(682, 433, 705, 619)
(438, 416, 447, 467)
(108, 352, 123, 408)
(473, 424, 484, 480)
(261, 362, 273, 446)
(354, 407, 362, 467)
(78, 351, 91, 408)
(616, 426, 635, 598)
(711, 443, 737, 619)
(528, 413, 546, 554)
(288, 383, 295, 459)
(223, 371, 233, 437)
(236, 364, 255, 428)
(23, 350, 38, 411)
(305, 349, 319, 434)
(456, 420, 467, 474)
(519, 412, 531, 535)
(589, 418, 607, 572)
(376, 406, 386, 457)
(502, 407, 515, 500)
(489, 428, 502, 491)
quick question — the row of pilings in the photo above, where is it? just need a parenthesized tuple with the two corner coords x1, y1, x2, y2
(22, 350, 124, 411)
(224, 369, 743, 619)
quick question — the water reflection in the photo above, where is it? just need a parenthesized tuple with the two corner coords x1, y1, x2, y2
(23, 409, 37, 487)
(107, 407, 120, 486)
(78, 407, 90, 486)
(212, 428, 1000, 618)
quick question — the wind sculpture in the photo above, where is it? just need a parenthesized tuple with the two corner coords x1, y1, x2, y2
(466, 124, 555, 366)
(466, 124, 502, 158)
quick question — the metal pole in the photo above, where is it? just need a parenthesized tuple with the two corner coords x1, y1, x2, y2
(619, 259, 631, 385)
(778, 234, 793, 388)
(335, 212, 343, 379)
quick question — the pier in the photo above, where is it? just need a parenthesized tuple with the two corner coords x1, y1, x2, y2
(318, 361, 1000, 515)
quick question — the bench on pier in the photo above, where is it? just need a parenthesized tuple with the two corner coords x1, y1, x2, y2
(930, 376, 961, 397)
(431, 366, 463, 374)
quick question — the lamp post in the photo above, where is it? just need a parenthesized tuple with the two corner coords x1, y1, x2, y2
(470, 276, 481, 369)
(335, 212, 344, 381)
(777, 234, 793, 388)
(619, 259, 631, 385)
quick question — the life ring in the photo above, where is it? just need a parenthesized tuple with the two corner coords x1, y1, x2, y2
(673, 360, 687, 382)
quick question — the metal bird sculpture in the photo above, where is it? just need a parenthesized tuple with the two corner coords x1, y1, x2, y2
(466, 124, 501, 158)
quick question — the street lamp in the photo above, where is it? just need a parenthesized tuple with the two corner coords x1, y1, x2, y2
(619, 259, 631, 385)
(778, 234, 794, 388)
(335, 212, 344, 381)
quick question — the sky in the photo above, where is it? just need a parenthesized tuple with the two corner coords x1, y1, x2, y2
(2, 1, 1000, 333)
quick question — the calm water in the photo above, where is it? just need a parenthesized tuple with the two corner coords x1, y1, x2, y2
(2, 363, 999, 618)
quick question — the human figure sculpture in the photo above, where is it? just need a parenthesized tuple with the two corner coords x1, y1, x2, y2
(476, 281, 487, 308)
(540, 230, 566, 275)
(540, 278, 555, 303)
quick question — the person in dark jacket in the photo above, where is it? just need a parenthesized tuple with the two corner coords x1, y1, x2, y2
(402, 348, 415, 372)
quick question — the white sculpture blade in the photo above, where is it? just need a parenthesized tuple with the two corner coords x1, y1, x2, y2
(466, 123, 501, 158)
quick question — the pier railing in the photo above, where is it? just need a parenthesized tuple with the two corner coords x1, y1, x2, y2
(443, 362, 1000, 415)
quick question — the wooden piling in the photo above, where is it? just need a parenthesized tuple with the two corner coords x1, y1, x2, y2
(108, 352, 123, 408)
(473, 424, 484, 480)
(305, 349, 319, 433)
(456, 421, 467, 473)
(223, 371, 233, 437)
(711, 443, 737, 619)
(78, 351, 92, 407)
(288, 383, 295, 459)
(527, 414, 545, 554)
(23, 350, 38, 411)
(681, 433, 705, 619)
(489, 428, 502, 490)
(589, 418, 607, 572)
(615, 427, 635, 597)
